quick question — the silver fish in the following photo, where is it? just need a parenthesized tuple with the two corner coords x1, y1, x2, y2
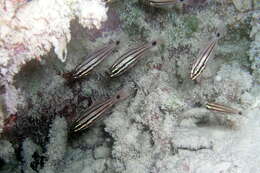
(70, 40, 120, 80)
(109, 41, 157, 78)
(206, 102, 242, 115)
(71, 89, 129, 133)
(190, 38, 218, 80)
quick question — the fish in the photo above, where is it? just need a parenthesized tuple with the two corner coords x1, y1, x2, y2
(190, 38, 218, 80)
(109, 41, 157, 78)
(190, 25, 225, 81)
(64, 40, 120, 81)
(206, 102, 242, 115)
(71, 89, 129, 133)
(148, 0, 189, 8)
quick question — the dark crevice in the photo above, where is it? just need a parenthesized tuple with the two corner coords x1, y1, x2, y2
(30, 152, 46, 172)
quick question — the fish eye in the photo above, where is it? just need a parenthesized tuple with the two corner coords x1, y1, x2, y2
(116, 95, 120, 99)
(116, 40, 120, 45)
(216, 32, 221, 37)
(152, 41, 157, 46)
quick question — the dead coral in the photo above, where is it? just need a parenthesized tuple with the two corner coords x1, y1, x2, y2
(0, 0, 108, 114)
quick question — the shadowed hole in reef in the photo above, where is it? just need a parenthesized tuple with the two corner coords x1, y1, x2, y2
(0, 157, 5, 170)
(13, 48, 64, 98)
(9, 49, 71, 147)
(13, 59, 48, 94)
(30, 152, 46, 172)
(195, 115, 236, 129)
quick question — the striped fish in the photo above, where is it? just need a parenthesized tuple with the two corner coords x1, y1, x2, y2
(148, 0, 189, 8)
(190, 38, 218, 80)
(206, 102, 242, 115)
(71, 89, 129, 133)
(109, 41, 157, 78)
(66, 40, 120, 81)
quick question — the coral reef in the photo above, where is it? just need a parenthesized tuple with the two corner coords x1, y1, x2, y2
(0, 140, 15, 164)
(39, 117, 67, 173)
(232, 0, 253, 12)
(0, 98, 4, 134)
(0, 0, 108, 114)
(249, 10, 260, 83)
(22, 138, 41, 173)
(0, 0, 260, 173)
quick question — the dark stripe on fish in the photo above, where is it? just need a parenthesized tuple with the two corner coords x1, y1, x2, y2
(72, 41, 119, 79)
(71, 89, 129, 133)
(110, 41, 157, 78)
(73, 99, 113, 132)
